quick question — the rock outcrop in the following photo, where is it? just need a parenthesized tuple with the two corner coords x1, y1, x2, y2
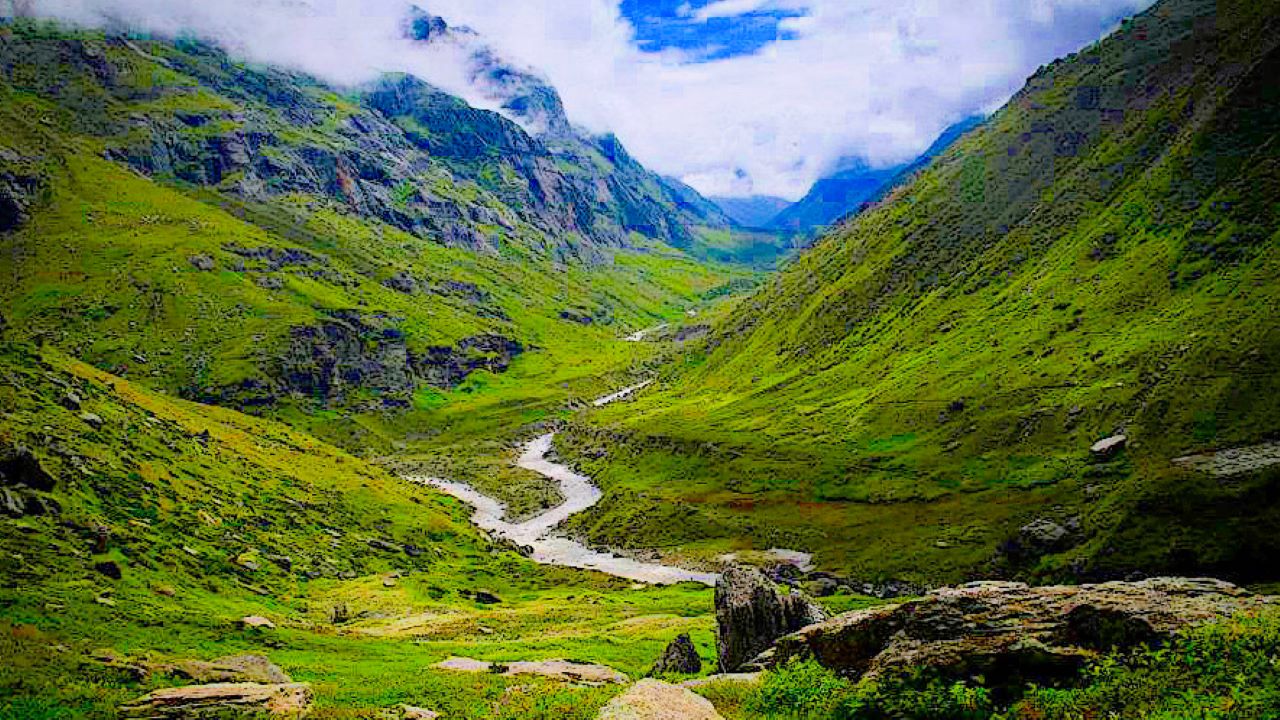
(166, 655, 292, 684)
(434, 656, 628, 685)
(120, 682, 312, 718)
(649, 633, 701, 676)
(715, 565, 826, 672)
(756, 578, 1275, 692)
(596, 679, 723, 720)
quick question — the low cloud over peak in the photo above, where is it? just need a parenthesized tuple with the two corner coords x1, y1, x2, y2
(31, 0, 1153, 199)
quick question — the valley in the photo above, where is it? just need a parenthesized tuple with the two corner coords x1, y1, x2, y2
(3, 0, 1280, 717)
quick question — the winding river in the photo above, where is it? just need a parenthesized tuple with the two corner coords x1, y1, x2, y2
(407, 382, 719, 586)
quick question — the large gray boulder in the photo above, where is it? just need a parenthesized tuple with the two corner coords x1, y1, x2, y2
(596, 679, 723, 720)
(715, 565, 826, 672)
(757, 577, 1275, 691)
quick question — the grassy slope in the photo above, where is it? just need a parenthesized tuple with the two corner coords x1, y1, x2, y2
(561, 0, 1280, 584)
(0, 342, 723, 719)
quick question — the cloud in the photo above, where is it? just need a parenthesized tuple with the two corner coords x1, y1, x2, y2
(30, 0, 1155, 199)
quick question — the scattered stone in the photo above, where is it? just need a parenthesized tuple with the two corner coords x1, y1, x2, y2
(434, 657, 628, 685)
(396, 705, 440, 720)
(152, 584, 176, 597)
(1172, 440, 1280, 478)
(60, 392, 82, 410)
(95, 595, 116, 607)
(650, 633, 701, 676)
(329, 602, 350, 625)
(759, 577, 1275, 693)
(367, 538, 400, 553)
(240, 616, 276, 630)
(715, 565, 826, 672)
(93, 560, 122, 580)
(189, 254, 216, 271)
(461, 589, 501, 604)
(679, 673, 761, 689)
(168, 654, 291, 684)
(382, 576, 397, 588)
(0, 487, 23, 517)
(1090, 434, 1127, 460)
(0, 446, 56, 491)
(434, 656, 492, 673)
(79, 412, 104, 429)
(120, 682, 312, 718)
(596, 679, 723, 720)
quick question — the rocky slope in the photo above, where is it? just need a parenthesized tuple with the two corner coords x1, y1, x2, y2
(567, 0, 1280, 585)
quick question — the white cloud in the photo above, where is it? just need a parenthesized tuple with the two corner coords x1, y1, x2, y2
(30, 0, 1155, 199)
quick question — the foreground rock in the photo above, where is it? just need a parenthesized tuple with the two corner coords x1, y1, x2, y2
(757, 577, 1274, 691)
(596, 679, 723, 720)
(434, 656, 628, 685)
(649, 633, 701, 676)
(120, 682, 311, 718)
(165, 654, 291, 684)
(715, 565, 826, 672)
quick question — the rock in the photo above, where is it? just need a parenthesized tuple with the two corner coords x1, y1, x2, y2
(189, 254, 216, 271)
(240, 615, 276, 630)
(93, 560, 122, 580)
(367, 538, 400, 552)
(434, 656, 492, 672)
(715, 565, 826, 672)
(760, 577, 1275, 693)
(120, 682, 312, 718)
(396, 705, 440, 720)
(169, 654, 291, 684)
(0, 446, 56, 491)
(596, 679, 723, 720)
(679, 673, 761, 689)
(811, 577, 840, 597)
(650, 633, 701, 676)
(79, 412, 104, 429)
(434, 656, 628, 685)
(462, 589, 501, 604)
(329, 602, 350, 625)
(1090, 434, 1127, 460)
(60, 392, 82, 410)
(0, 487, 24, 517)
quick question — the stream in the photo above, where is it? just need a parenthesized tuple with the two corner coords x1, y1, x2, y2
(407, 382, 719, 586)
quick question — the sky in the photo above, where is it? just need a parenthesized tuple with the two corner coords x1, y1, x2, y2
(33, 0, 1155, 199)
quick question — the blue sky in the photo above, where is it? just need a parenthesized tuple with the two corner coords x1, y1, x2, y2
(620, 0, 805, 60)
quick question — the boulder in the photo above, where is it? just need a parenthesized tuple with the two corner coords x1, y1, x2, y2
(759, 577, 1275, 692)
(1090, 434, 1127, 459)
(120, 682, 312, 718)
(649, 633, 701, 676)
(0, 446, 56, 491)
(396, 706, 440, 720)
(240, 616, 276, 630)
(169, 654, 291, 684)
(189, 254, 216, 271)
(596, 679, 723, 720)
(434, 656, 628, 685)
(715, 565, 826, 672)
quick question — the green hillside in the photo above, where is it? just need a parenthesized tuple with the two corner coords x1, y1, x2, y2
(562, 0, 1280, 585)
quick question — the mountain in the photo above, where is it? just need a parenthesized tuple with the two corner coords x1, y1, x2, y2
(710, 195, 793, 227)
(0, 19, 753, 464)
(563, 0, 1280, 586)
(402, 7, 731, 246)
(768, 115, 985, 234)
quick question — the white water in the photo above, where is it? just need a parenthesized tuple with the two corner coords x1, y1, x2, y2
(408, 383, 718, 586)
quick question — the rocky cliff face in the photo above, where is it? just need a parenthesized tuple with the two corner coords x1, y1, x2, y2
(714, 565, 826, 673)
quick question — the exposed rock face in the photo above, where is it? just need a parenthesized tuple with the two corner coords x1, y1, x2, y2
(0, 166, 43, 233)
(120, 682, 312, 718)
(596, 679, 723, 720)
(650, 633, 701, 676)
(758, 578, 1275, 691)
(715, 565, 827, 672)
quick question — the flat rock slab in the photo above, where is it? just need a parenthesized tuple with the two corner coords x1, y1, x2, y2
(1173, 441, 1280, 477)
(597, 679, 723, 720)
(162, 654, 291, 684)
(120, 682, 311, 718)
(434, 656, 629, 685)
(757, 577, 1275, 690)
(680, 673, 761, 689)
